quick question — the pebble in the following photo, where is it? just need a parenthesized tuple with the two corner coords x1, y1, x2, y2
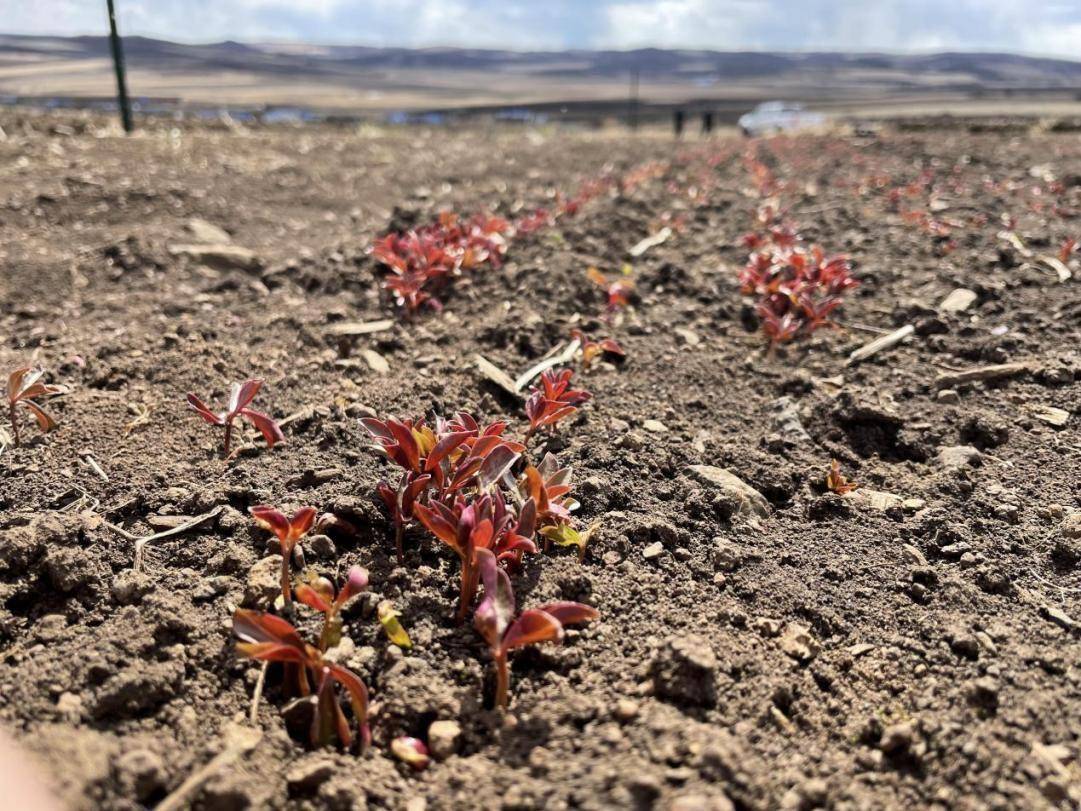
(427, 720, 461, 760)
(780, 623, 820, 662)
(643, 542, 665, 560)
(244, 556, 283, 608)
(362, 349, 390, 374)
(614, 698, 639, 722)
(967, 676, 1000, 710)
(643, 419, 668, 433)
(936, 389, 960, 404)
(937, 445, 982, 469)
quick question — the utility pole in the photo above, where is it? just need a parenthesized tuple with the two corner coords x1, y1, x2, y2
(628, 67, 639, 131)
(106, 0, 133, 133)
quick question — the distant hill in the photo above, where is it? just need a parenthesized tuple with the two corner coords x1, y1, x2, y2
(2, 34, 1081, 117)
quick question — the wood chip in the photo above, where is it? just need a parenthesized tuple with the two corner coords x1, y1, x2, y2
(1030, 404, 1070, 428)
(933, 362, 1031, 389)
(628, 227, 672, 257)
(324, 319, 395, 337)
(1036, 255, 1073, 283)
(847, 324, 914, 364)
(474, 354, 521, 398)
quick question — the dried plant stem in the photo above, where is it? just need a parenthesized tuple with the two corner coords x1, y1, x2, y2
(222, 421, 233, 458)
(249, 661, 269, 724)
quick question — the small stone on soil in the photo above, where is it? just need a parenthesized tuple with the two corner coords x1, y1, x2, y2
(937, 445, 982, 469)
(427, 720, 461, 760)
(650, 635, 719, 707)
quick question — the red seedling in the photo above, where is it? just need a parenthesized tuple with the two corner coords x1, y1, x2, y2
(187, 379, 284, 458)
(570, 329, 625, 370)
(413, 491, 537, 620)
(586, 267, 634, 315)
(520, 453, 578, 528)
(826, 459, 858, 495)
(295, 565, 369, 650)
(362, 413, 524, 562)
(524, 369, 591, 440)
(249, 505, 317, 606)
(233, 609, 370, 749)
(473, 548, 598, 709)
(7, 366, 62, 447)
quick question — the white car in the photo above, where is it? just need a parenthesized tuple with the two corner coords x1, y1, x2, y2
(738, 102, 825, 136)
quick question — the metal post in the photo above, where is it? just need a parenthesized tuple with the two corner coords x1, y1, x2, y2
(106, 0, 133, 133)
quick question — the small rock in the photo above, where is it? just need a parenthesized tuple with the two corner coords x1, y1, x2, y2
(673, 327, 700, 346)
(244, 556, 283, 608)
(937, 445, 981, 469)
(841, 488, 903, 511)
(167, 243, 259, 271)
(643, 542, 665, 560)
(650, 635, 718, 707)
(780, 623, 819, 662)
(936, 389, 960, 404)
(427, 720, 461, 761)
(614, 698, 639, 722)
(948, 629, 980, 660)
(307, 534, 336, 559)
(618, 431, 645, 450)
(1061, 513, 1081, 540)
(686, 465, 771, 518)
(939, 288, 978, 312)
(110, 571, 152, 605)
(642, 419, 668, 433)
(902, 498, 926, 512)
(362, 349, 390, 374)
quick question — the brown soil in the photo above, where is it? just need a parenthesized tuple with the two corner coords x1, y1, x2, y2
(1, 111, 1079, 811)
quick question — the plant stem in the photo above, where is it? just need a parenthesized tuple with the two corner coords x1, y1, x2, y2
(495, 652, 509, 709)
(8, 403, 19, 448)
(455, 558, 476, 623)
(280, 549, 292, 606)
(222, 420, 233, 458)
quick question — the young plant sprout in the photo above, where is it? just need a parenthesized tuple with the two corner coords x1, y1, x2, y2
(7, 366, 63, 447)
(249, 505, 317, 606)
(473, 548, 598, 709)
(570, 329, 625, 370)
(826, 459, 858, 494)
(294, 566, 369, 650)
(413, 492, 537, 621)
(187, 379, 284, 458)
(541, 519, 602, 564)
(362, 413, 523, 562)
(521, 453, 579, 528)
(524, 369, 591, 440)
(233, 609, 370, 749)
(377, 600, 413, 648)
(586, 266, 634, 315)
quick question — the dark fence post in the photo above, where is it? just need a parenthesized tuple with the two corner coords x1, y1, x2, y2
(674, 110, 684, 137)
(702, 111, 714, 134)
(106, 0, 133, 133)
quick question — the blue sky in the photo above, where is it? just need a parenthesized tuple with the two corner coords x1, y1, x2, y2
(6, 1, 1081, 57)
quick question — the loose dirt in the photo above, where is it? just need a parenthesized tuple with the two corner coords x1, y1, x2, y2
(1, 111, 1079, 810)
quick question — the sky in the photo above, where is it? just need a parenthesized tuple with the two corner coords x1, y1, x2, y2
(4, 0, 1081, 58)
